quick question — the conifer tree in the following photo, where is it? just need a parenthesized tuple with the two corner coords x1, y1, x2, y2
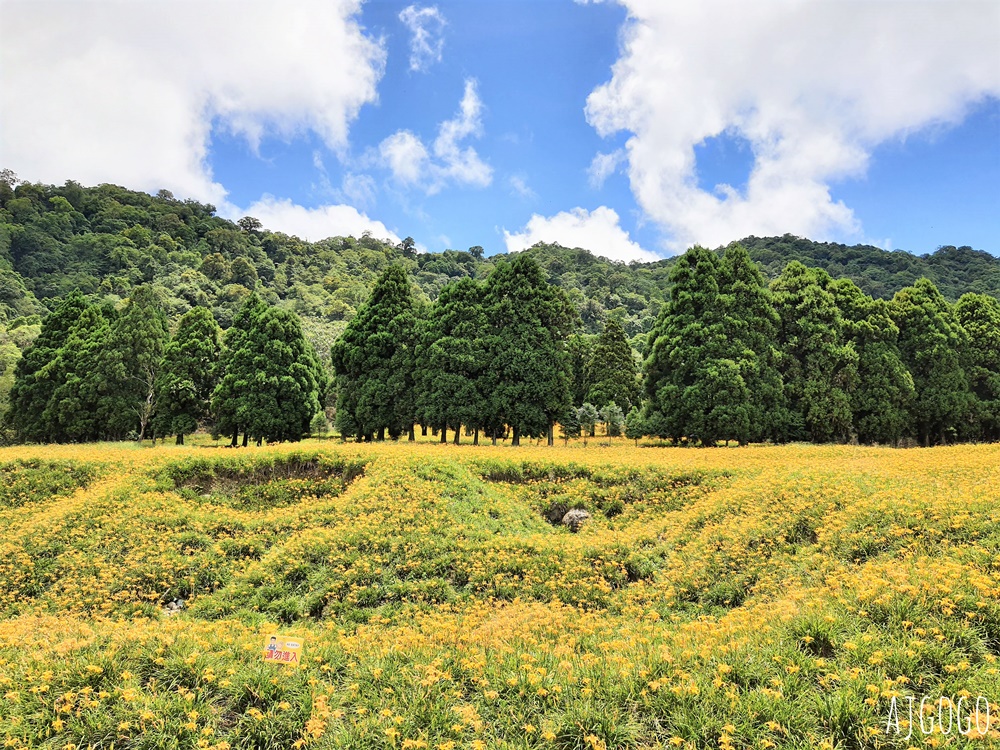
(828, 277, 914, 444)
(331, 265, 418, 441)
(585, 318, 639, 413)
(154, 306, 222, 444)
(719, 243, 788, 443)
(892, 278, 974, 445)
(414, 277, 487, 444)
(482, 254, 574, 446)
(955, 293, 1000, 440)
(643, 246, 749, 445)
(99, 285, 169, 441)
(9, 290, 89, 442)
(212, 294, 268, 446)
(44, 304, 110, 442)
(770, 263, 857, 443)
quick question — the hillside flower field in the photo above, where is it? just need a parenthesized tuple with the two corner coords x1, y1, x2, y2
(2, 439, 1000, 749)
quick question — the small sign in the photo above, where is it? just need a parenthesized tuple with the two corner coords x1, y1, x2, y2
(263, 634, 303, 667)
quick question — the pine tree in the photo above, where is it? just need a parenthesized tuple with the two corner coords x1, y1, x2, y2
(331, 265, 418, 441)
(212, 294, 268, 446)
(770, 263, 857, 443)
(98, 285, 169, 441)
(828, 278, 914, 444)
(482, 254, 574, 446)
(642, 246, 748, 445)
(585, 318, 639, 413)
(242, 307, 326, 443)
(8, 290, 89, 442)
(719, 243, 788, 443)
(578, 402, 599, 440)
(955, 293, 1000, 440)
(44, 305, 110, 442)
(414, 277, 487, 445)
(892, 278, 974, 445)
(624, 406, 644, 446)
(153, 306, 222, 444)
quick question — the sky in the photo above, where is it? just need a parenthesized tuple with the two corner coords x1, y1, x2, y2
(1, 0, 998, 262)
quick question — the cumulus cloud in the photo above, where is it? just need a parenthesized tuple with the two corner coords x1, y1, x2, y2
(585, 1, 1000, 250)
(399, 5, 446, 73)
(0, 0, 386, 207)
(378, 79, 492, 193)
(503, 206, 658, 263)
(245, 195, 400, 244)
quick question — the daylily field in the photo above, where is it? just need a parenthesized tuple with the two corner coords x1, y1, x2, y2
(3, 439, 1000, 749)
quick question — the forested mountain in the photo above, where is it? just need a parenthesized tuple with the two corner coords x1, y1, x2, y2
(0, 172, 1000, 444)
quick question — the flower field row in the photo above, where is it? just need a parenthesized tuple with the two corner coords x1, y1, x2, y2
(2, 441, 1000, 748)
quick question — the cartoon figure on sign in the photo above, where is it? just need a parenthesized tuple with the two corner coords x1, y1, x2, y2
(262, 634, 304, 667)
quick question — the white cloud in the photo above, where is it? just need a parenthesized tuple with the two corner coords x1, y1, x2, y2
(508, 175, 537, 200)
(244, 195, 400, 244)
(503, 206, 658, 263)
(378, 79, 492, 193)
(399, 5, 446, 73)
(587, 149, 626, 189)
(585, 1, 1000, 251)
(0, 0, 386, 207)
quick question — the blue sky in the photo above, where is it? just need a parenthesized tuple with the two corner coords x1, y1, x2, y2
(2, 0, 998, 261)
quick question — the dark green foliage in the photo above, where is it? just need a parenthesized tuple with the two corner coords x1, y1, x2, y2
(415, 277, 487, 443)
(643, 247, 751, 445)
(891, 279, 974, 445)
(8, 290, 89, 442)
(481, 254, 575, 445)
(771, 263, 857, 443)
(331, 265, 419, 440)
(955, 293, 1000, 440)
(624, 406, 644, 444)
(212, 294, 268, 444)
(154, 306, 222, 443)
(212, 295, 325, 444)
(99, 284, 170, 440)
(719, 243, 788, 443)
(585, 319, 639, 413)
(828, 278, 914, 444)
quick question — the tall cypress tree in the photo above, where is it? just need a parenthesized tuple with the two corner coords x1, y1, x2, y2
(8, 290, 89, 442)
(892, 278, 974, 445)
(828, 277, 914, 444)
(414, 277, 487, 444)
(99, 285, 170, 441)
(643, 247, 749, 445)
(154, 306, 222, 444)
(44, 304, 110, 442)
(719, 243, 788, 443)
(331, 265, 418, 441)
(955, 293, 1000, 441)
(212, 294, 268, 446)
(482, 254, 574, 446)
(585, 318, 639, 413)
(243, 307, 326, 443)
(770, 263, 857, 443)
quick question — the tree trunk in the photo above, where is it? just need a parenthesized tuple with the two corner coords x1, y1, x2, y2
(440, 426, 447, 443)
(377, 427, 385, 442)
(242, 432, 249, 448)
(453, 425, 461, 445)
(408, 425, 415, 441)
(547, 423, 554, 446)
(176, 433, 184, 446)
(512, 426, 520, 447)
(256, 436, 263, 447)
(473, 428, 479, 446)
(421, 425, 428, 437)
(231, 431, 238, 448)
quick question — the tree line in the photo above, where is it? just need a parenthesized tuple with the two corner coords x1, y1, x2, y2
(5, 243, 1000, 447)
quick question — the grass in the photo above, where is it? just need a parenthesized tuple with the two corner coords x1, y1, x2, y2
(1, 438, 999, 748)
